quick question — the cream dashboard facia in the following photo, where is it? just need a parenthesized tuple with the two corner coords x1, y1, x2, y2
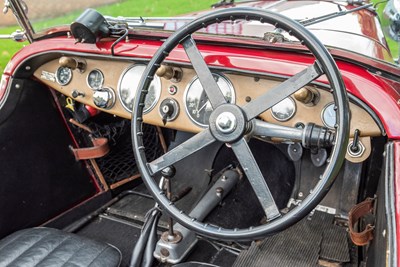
(34, 57, 382, 162)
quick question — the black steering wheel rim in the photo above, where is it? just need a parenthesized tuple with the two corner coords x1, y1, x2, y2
(132, 7, 350, 240)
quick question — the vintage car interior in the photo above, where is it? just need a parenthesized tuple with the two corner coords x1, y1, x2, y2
(0, 0, 400, 266)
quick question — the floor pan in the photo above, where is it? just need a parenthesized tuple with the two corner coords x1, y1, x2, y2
(74, 191, 353, 267)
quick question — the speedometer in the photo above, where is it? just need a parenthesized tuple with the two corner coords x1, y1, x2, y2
(184, 73, 235, 127)
(118, 65, 161, 113)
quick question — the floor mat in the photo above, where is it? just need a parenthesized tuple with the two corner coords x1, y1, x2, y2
(233, 211, 350, 267)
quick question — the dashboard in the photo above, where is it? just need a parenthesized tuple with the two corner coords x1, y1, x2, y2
(33, 56, 382, 162)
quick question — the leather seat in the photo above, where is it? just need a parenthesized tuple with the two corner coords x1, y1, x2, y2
(0, 227, 121, 267)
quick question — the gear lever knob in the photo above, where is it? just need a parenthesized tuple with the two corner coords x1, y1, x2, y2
(161, 166, 176, 179)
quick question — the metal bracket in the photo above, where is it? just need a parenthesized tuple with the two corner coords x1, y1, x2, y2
(0, 30, 27, 42)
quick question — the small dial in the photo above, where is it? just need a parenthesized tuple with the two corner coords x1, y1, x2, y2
(184, 73, 235, 127)
(55, 67, 72, 86)
(271, 97, 296, 121)
(87, 69, 104, 89)
(118, 65, 161, 113)
(321, 102, 336, 129)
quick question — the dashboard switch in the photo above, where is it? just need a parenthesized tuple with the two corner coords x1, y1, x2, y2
(159, 98, 179, 125)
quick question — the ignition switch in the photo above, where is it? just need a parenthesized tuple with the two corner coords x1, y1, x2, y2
(159, 98, 179, 125)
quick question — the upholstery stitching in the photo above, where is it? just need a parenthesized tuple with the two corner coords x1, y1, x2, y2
(33, 234, 72, 266)
(59, 239, 87, 267)
(86, 246, 109, 267)
(0, 228, 35, 251)
(5, 230, 54, 266)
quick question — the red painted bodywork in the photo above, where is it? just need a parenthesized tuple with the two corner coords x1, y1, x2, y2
(2, 0, 400, 262)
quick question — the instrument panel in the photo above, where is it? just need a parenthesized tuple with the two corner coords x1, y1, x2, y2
(35, 57, 381, 140)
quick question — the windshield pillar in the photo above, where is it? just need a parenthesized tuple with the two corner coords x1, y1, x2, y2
(7, 0, 34, 42)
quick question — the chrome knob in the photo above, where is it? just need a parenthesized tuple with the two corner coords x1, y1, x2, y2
(93, 87, 115, 109)
(216, 112, 237, 134)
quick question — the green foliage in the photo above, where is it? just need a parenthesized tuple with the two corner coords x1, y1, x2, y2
(372, 0, 399, 59)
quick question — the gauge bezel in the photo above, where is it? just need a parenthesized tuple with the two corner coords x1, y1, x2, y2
(86, 69, 104, 90)
(55, 66, 72, 86)
(321, 102, 337, 129)
(117, 64, 161, 114)
(270, 97, 296, 122)
(183, 73, 235, 128)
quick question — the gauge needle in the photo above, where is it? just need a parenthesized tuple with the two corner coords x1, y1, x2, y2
(197, 100, 209, 113)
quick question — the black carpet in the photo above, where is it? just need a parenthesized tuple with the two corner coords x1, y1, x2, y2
(78, 216, 142, 267)
(207, 140, 295, 229)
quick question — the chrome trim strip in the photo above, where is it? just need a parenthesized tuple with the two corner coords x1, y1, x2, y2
(385, 142, 398, 267)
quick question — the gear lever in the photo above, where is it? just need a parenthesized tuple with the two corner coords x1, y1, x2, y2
(161, 166, 182, 243)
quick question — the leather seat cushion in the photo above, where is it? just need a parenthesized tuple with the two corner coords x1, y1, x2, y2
(0, 227, 121, 267)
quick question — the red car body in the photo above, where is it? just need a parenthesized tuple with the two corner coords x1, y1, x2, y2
(1, 0, 400, 266)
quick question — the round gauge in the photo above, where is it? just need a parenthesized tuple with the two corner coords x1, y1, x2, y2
(184, 73, 235, 127)
(321, 102, 336, 129)
(55, 67, 72, 86)
(271, 97, 296, 122)
(87, 69, 104, 89)
(118, 65, 161, 113)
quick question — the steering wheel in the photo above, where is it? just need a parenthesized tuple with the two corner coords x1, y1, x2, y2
(132, 7, 349, 240)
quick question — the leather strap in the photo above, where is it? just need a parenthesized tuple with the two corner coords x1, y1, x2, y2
(70, 137, 110, 160)
(348, 198, 375, 246)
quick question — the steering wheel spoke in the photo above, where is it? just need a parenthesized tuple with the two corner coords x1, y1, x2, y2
(181, 36, 227, 108)
(242, 61, 324, 120)
(148, 129, 216, 174)
(231, 138, 281, 221)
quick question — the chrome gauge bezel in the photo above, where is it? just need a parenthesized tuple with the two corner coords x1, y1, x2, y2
(55, 66, 72, 86)
(321, 102, 337, 129)
(117, 64, 161, 114)
(86, 69, 104, 90)
(270, 97, 296, 122)
(183, 73, 235, 128)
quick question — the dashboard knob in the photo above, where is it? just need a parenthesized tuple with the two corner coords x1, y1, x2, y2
(294, 87, 318, 105)
(59, 56, 86, 72)
(93, 87, 115, 109)
(156, 65, 182, 82)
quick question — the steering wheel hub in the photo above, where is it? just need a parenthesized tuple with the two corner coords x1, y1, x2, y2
(209, 104, 247, 143)
(216, 112, 237, 133)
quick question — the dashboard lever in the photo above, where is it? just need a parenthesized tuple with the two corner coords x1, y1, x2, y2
(350, 129, 361, 153)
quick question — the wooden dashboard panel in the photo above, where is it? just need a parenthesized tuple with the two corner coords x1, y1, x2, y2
(34, 57, 381, 138)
